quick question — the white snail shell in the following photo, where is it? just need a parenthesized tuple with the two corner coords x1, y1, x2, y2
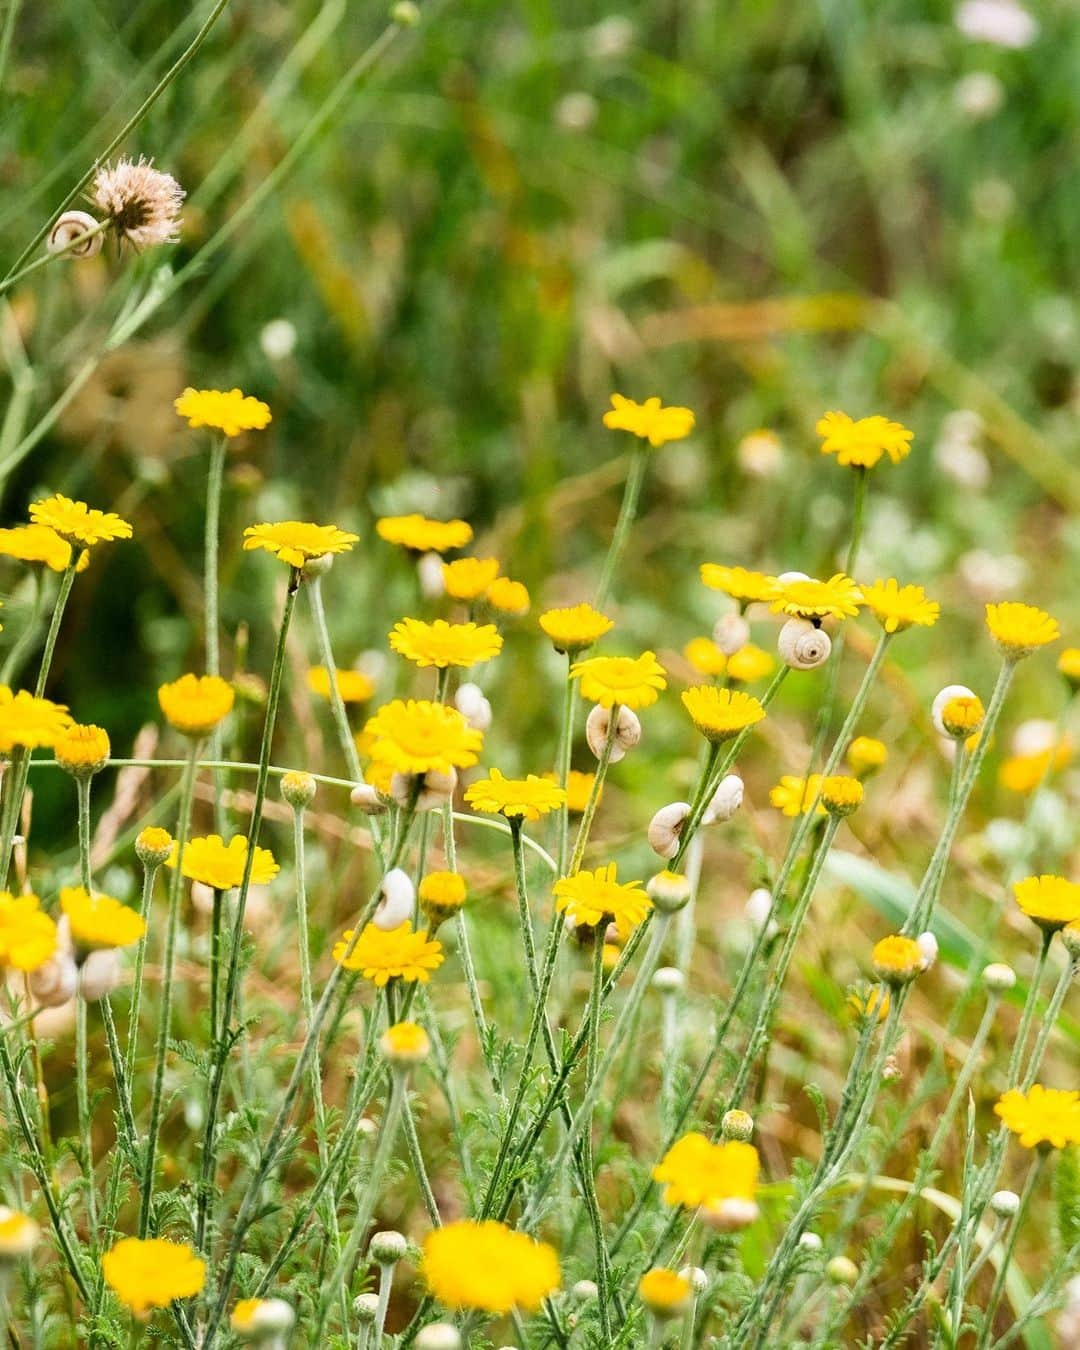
(585, 703, 641, 763)
(648, 801, 690, 858)
(416, 551, 445, 599)
(703, 774, 744, 824)
(916, 931, 939, 971)
(372, 867, 415, 930)
(777, 617, 831, 670)
(776, 570, 811, 584)
(713, 612, 750, 656)
(47, 210, 103, 258)
(29, 954, 78, 1008)
(392, 767, 457, 812)
(350, 781, 390, 815)
(744, 887, 774, 932)
(78, 948, 122, 1002)
(455, 682, 492, 732)
(931, 684, 978, 738)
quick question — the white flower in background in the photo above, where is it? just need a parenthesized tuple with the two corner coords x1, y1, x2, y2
(955, 0, 1038, 48)
(953, 71, 1005, 121)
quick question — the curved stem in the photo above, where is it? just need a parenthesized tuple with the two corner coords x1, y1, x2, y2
(594, 447, 647, 609)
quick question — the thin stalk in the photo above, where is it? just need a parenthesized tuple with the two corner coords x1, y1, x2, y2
(307, 575, 363, 782)
(74, 998, 98, 1253)
(0, 568, 43, 685)
(554, 655, 574, 874)
(584, 933, 612, 1343)
(974, 1153, 1045, 1350)
(1005, 930, 1052, 1088)
(567, 699, 621, 876)
(124, 861, 161, 1083)
(1020, 953, 1077, 1091)
(594, 446, 648, 609)
(205, 434, 228, 836)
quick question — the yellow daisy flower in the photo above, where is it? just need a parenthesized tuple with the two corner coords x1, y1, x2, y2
(0, 688, 72, 751)
(870, 934, 924, 985)
(0, 892, 57, 971)
(602, 393, 695, 447)
(847, 736, 888, 774)
(418, 871, 468, 926)
(165, 835, 279, 890)
(846, 983, 890, 1024)
(768, 573, 862, 621)
(726, 644, 776, 683)
(442, 557, 500, 600)
(158, 674, 234, 738)
(380, 1020, 432, 1063)
(994, 1085, 1080, 1150)
(553, 862, 650, 940)
(538, 603, 614, 654)
(940, 695, 985, 738)
(769, 774, 825, 817)
(174, 387, 271, 437)
(0, 1208, 39, 1256)
(820, 775, 863, 816)
(243, 521, 359, 568)
(816, 411, 913, 469)
(421, 1220, 560, 1314)
(54, 724, 111, 776)
(61, 886, 146, 951)
(860, 579, 940, 633)
(376, 514, 473, 554)
(363, 699, 484, 775)
(652, 1133, 759, 1209)
(699, 564, 776, 604)
(101, 1237, 206, 1318)
(1058, 647, 1080, 688)
(333, 921, 444, 985)
(638, 1268, 691, 1316)
(0, 524, 89, 573)
(28, 494, 133, 549)
(464, 768, 566, 821)
(570, 651, 667, 710)
(486, 576, 530, 615)
(389, 618, 502, 669)
(1012, 874, 1080, 932)
(542, 769, 598, 814)
(1000, 743, 1071, 792)
(306, 666, 375, 703)
(684, 636, 727, 677)
(985, 602, 1059, 658)
(681, 686, 766, 743)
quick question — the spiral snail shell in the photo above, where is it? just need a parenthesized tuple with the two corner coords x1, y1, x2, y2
(777, 617, 831, 670)
(372, 867, 416, 930)
(586, 703, 642, 762)
(47, 210, 104, 258)
(713, 611, 750, 656)
(648, 801, 691, 858)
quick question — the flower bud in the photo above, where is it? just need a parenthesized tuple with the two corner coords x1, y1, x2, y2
(721, 1109, 754, 1142)
(820, 775, 863, 817)
(983, 962, 1017, 993)
(871, 934, 925, 986)
(0, 1207, 40, 1257)
(638, 1268, 692, 1317)
(651, 966, 684, 995)
(778, 618, 831, 671)
(372, 868, 415, 931)
(798, 1231, 823, 1252)
(991, 1190, 1020, 1219)
(379, 1020, 430, 1065)
(302, 552, 336, 578)
(350, 781, 390, 815)
(418, 871, 467, 929)
(713, 612, 750, 655)
(572, 1280, 598, 1302)
(454, 682, 492, 732)
(135, 826, 174, 868)
(280, 770, 317, 810)
(586, 703, 641, 763)
(646, 870, 692, 913)
(1062, 924, 1080, 961)
(703, 774, 743, 824)
(703, 1196, 759, 1231)
(678, 1265, 709, 1294)
(78, 948, 122, 1002)
(353, 1294, 379, 1323)
(648, 802, 690, 859)
(54, 724, 111, 778)
(392, 0, 422, 25)
(369, 1229, 408, 1264)
(932, 684, 982, 739)
(744, 887, 773, 932)
(230, 1297, 296, 1342)
(826, 1256, 858, 1286)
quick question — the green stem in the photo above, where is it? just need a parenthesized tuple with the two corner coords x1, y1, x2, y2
(124, 860, 161, 1084)
(554, 655, 575, 875)
(75, 775, 92, 891)
(1005, 930, 1052, 1089)
(74, 998, 98, 1253)
(307, 575, 364, 783)
(205, 434, 228, 836)
(584, 933, 612, 1343)
(594, 447, 648, 609)
(974, 1152, 1045, 1350)
(566, 699, 620, 876)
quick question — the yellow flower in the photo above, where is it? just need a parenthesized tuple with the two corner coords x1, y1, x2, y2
(860, 579, 940, 633)
(1012, 874, 1080, 932)
(699, 564, 776, 604)
(174, 387, 271, 437)
(1000, 744, 1071, 792)
(553, 862, 650, 940)
(538, 603, 614, 654)
(0, 1207, 39, 1256)
(847, 736, 888, 774)
(54, 724, 111, 776)
(363, 699, 483, 775)
(0, 688, 72, 751)
(442, 557, 500, 600)
(681, 686, 765, 743)
(570, 651, 667, 710)
(0, 893, 57, 971)
(158, 674, 234, 738)
(816, 411, 913, 469)
(243, 520, 359, 568)
(1058, 647, 1080, 688)
(420, 1219, 560, 1314)
(994, 1085, 1080, 1150)
(418, 871, 468, 926)
(941, 695, 985, 738)
(380, 1020, 432, 1063)
(985, 602, 1059, 658)
(543, 769, 598, 814)
(638, 1268, 691, 1316)
(61, 887, 146, 951)
(464, 767, 566, 821)
(29, 494, 133, 549)
(846, 983, 890, 1024)
(135, 827, 174, 867)
(768, 573, 862, 621)
(602, 393, 695, 447)
(820, 775, 863, 816)
(101, 1237, 205, 1318)
(0, 524, 89, 573)
(652, 1133, 759, 1209)
(333, 921, 444, 985)
(166, 835, 279, 890)
(769, 775, 825, 817)
(389, 617, 502, 669)
(376, 514, 473, 554)
(306, 666, 375, 703)
(486, 576, 530, 615)
(871, 934, 924, 985)
(726, 644, 776, 683)
(684, 637, 727, 677)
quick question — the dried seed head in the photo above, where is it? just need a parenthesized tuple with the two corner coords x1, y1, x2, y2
(91, 157, 184, 247)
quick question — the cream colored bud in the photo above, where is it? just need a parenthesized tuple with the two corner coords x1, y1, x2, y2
(572, 1280, 598, 1302)
(703, 1197, 759, 1231)
(799, 1231, 823, 1252)
(826, 1256, 858, 1286)
(353, 1294, 379, 1322)
(454, 682, 492, 732)
(350, 782, 390, 815)
(369, 1229, 408, 1264)
(713, 612, 750, 655)
(991, 1190, 1020, 1218)
(646, 871, 692, 912)
(778, 618, 831, 671)
(703, 774, 743, 824)
(931, 684, 979, 739)
(78, 948, 122, 1002)
(745, 887, 773, 932)
(416, 1327, 462, 1350)
(372, 868, 415, 931)
(652, 966, 684, 995)
(648, 802, 690, 859)
(48, 210, 103, 258)
(679, 1265, 709, 1294)
(721, 1109, 754, 1142)
(983, 962, 1017, 993)
(586, 703, 641, 763)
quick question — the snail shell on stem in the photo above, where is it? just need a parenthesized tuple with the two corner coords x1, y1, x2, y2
(48, 211, 104, 258)
(777, 617, 831, 670)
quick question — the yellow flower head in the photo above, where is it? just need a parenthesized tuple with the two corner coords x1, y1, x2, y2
(420, 1219, 560, 1314)
(363, 699, 483, 776)
(768, 573, 862, 621)
(820, 775, 863, 816)
(135, 827, 174, 867)
(333, 921, 444, 986)
(54, 723, 111, 776)
(871, 934, 924, 985)
(464, 768, 566, 821)
(61, 887, 146, 951)
(769, 775, 825, 817)
(684, 637, 727, 677)
(846, 983, 890, 1024)
(0, 524, 89, 573)
(652, 1133, 759, 1209)
(941, 695, 985, 738)
(243, 521, 359, 568)
(570, 651, 667, 710)
(0, 892, 57, 972)
(1000, 743, 1071, 792)
(860, 579, 940, 634)
(1058, 647, 1080, 688)
(726, 644, 776, 683)
(486, 575, 530, 616)
(29, 494, 133, 549)
(995, 1085, 1080, 1150)
(306, 666, 375, 703)
(602, 393, 695, 447)
(166, 835, 279, 890)
(681, 686, 766, 743)
(376, 514, 473, 554)
(1012, 874, 1080, 932)
(380, 1020, 432, 1064)
(101, 1237, 206, 1318)
(847, 736, 888, 775)
(158, 674, 234, 738)
(543, 769, 599, 814)
(538, 603, 614, 654)
(0, 1207, 39, 1257)
(699, 564, 776, 604)
(174, 387, 271, 437)
(389, 618, 502, 670)
(638, 1268, 691, 1316)
(442, 557, 500, 600)
(553, 862, 650, 940)
(418, 871, 468, 926)
(985, 602, 1059, 658)
(0, 688, 72, 752)
(816, 411, 914, 469)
